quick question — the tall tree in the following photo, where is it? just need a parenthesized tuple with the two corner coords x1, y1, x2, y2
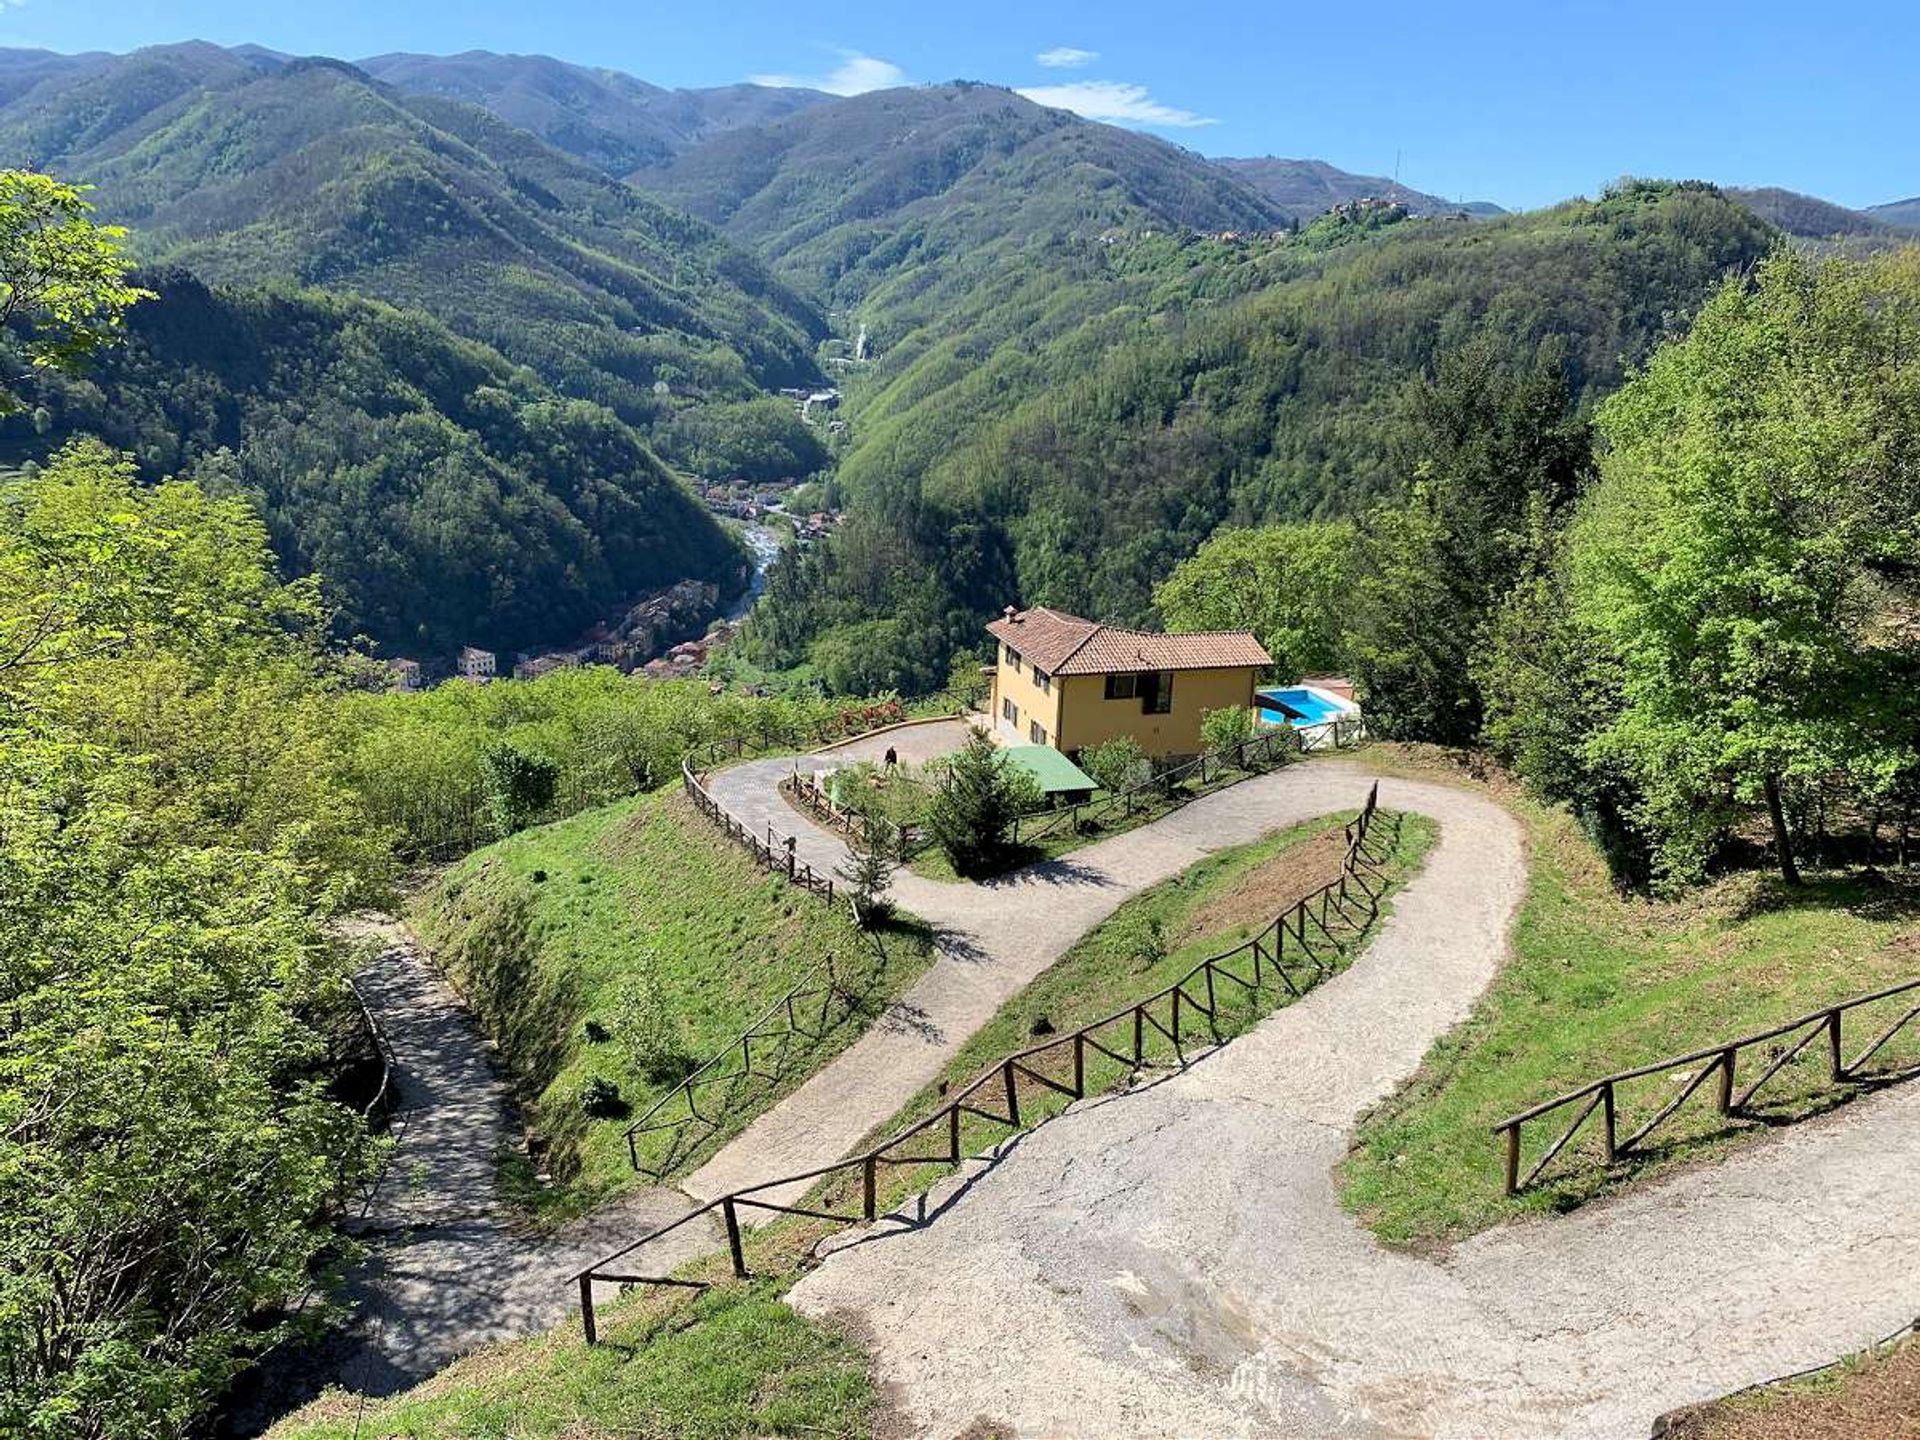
(1555, 250, 1920, 885)
(0, 171, 147, 407)
(1154, 522, 1352, 681)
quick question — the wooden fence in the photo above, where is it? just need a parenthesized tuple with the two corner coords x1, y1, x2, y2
(1494, 975, 1920, 1195)
(683, 755, 840, 902)
(1007, 717, 1364, 848)
(573, 782, 1385, 1343)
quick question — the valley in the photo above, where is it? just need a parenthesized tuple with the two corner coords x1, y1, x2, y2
(1, 25, 1917, 1440)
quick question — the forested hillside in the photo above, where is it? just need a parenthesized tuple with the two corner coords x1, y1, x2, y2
(359, 50, 830, 174)
(1214, 155, 1502, 219)
(744, 181, 1779, 692)
(0, 43, 826, 424)
(627, 83, 1291, 315)
(3, 269, 747, 655)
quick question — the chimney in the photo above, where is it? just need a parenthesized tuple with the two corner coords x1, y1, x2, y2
(1003, 605, 1019, 623)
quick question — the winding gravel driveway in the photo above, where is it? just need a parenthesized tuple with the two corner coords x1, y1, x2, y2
(686, 731, 1401, 1208)
(774, 768, 1920, 1439)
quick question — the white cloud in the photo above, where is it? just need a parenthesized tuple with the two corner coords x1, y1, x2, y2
(750, 49, 909, 96)
(1036, 46, 1099, 68)
(1016, 80, 1216, 128)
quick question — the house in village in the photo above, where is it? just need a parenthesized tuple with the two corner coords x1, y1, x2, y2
(985, 606, 1271, 760)
(384, 657, 423, 692)
(457, 646, 496, 682)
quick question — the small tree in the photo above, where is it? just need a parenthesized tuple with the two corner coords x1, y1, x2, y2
(616, 962, 693, 1085)
(926, 729, 1042, 877)
(837, 813, 901, 925)
(1201, 704, 1257, 757)
(1082, 735, 1147, 795)
(479, 738, 558, 837)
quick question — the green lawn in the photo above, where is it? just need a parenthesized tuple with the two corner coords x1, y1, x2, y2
(268, 1276, 871, 1440)
(1341, 748, 1920, 1246)
(413, 787, 934, 1218)
(825, 806, 1435, 1216)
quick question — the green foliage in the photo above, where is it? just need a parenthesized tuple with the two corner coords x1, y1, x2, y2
(653, 396, 828, 482)
(0, 171, 149, 404)
(836, 813, 902, 925)
(753, 181, 1774, 693)
(1494, 249, 1920, 885)
(925, 729, 1045, 877)
(1081, 735, 1148, 794)
(481, 738, 561, 838)
(1, 49, 825, 424)
(1155, 522, 1352, 681)
(616, 961, 695, 1086)
(6, 270, 749, 655)
(1200, 704, 1258, 754)
(0, 442, 383, 1438)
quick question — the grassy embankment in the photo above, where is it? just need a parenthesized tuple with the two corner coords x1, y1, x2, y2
(412, 786, 934, 1218)
(274, 806, 1429, 1439)
(1342, 747, 1920, 1246)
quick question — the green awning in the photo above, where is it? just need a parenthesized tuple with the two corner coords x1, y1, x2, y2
(1001, 744, 1097, 794)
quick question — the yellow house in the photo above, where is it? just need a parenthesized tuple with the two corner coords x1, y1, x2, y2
(985, 606, 1272, 760)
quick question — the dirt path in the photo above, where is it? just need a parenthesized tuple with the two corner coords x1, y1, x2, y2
(325, 922, 716, 1395)
(687, 739, 1396, 1209)
(778, 773, 1920, 1439)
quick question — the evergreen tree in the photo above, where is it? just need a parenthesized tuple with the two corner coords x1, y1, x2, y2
(926, 729, 1042, 877)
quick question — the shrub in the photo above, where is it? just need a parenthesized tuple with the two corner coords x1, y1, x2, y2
(615, 965, 694, 1085)
(479, 739, 559, 838)
(837, 813, 901, 925)
(579, 1076, 625, 1118)
(926, 729, 1044, 877)
(1082, 735, 1147, 795)
(1201, 705, 1257, 757)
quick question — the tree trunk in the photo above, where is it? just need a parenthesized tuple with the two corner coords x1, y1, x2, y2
(1764, 772, 1801, 886)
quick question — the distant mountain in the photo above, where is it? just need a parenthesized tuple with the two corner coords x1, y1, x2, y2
(1213, 156, 1504, 220)
(357, 50, 831, 174)
(0, 43, 825, 423)
(1869, 196, 1920, 229)
(1726, 186, 1899, 239)
(626, 82, 1292, 304)
(5, 270, 747, 654)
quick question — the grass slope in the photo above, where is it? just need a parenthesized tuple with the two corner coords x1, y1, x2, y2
(413, 786, 933, 1217)
(1342, 748, 1920, 1245)
(272, 801, 1435, 1440)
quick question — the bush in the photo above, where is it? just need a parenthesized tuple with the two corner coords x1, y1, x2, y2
(579, 1076, 625, 1118)
(616, 966, 694, 1085)
(1201, 705, 1257, 757)
(837, 813, 901, 925)
(926, 729, 1044, 877)
(1082, 735, 1147, 794)
(480, 738, 559, 838)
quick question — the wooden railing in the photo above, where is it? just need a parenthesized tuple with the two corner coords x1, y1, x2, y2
(1494, 976, 1920, 1195)
(573, 783, 1385, 1343)
(784, 770, 930, 856)
(1006, 717, 1364, 849)
(683, 754, 841, 902)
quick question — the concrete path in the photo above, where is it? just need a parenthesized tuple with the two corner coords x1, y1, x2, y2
(328, 922, 715, 1394)
(782, 775, 1920, 1438)
(685, 738, 1393, 1209)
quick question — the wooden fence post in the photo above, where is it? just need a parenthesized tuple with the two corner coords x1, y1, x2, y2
(863, 1156, 877, 1221)
(1717, 1049, 1736, 1114)
(1503, 1124, 1521, 1196)
(1003, 1060, 1020, 1126)
(1601, 1082, 1617, 1163)
(579, 1272, 598, 1345)
(1828, 1009, 1844, 1081)
(723, 1198, 747, 1278)
(1073, 1032, 1086, 1097)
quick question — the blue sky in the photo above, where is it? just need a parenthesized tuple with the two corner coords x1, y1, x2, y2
(13, 0, 1913, 211)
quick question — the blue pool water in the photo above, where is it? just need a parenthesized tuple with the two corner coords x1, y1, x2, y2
(1256, 686, 1347, 728)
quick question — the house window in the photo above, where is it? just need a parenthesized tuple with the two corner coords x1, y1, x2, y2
(1002, 697, 1018, 725)
(1033, 667, 1051, 693)
(1139, 670, 1174, 715)
(1029, 720, 1048, 746)
(1004, 645, 1022, 673)
(1103, 673, 1138, 700)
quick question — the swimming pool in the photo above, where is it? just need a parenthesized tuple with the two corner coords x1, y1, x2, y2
(1256, 686, 1350, 728)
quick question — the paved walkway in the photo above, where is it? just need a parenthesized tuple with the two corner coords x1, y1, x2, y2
(685, 733, 1394, 1208)
(326, 922, 716, 1395)
(781, 774, 1920, 1438)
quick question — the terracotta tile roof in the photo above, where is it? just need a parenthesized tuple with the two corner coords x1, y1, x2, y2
(986, 606, 1271, 675)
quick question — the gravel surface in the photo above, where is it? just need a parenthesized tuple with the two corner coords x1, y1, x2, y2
(326, 923, 714, 1394)
(781, 774, 1920, 1439)
(686, 739, 1396, 1210)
